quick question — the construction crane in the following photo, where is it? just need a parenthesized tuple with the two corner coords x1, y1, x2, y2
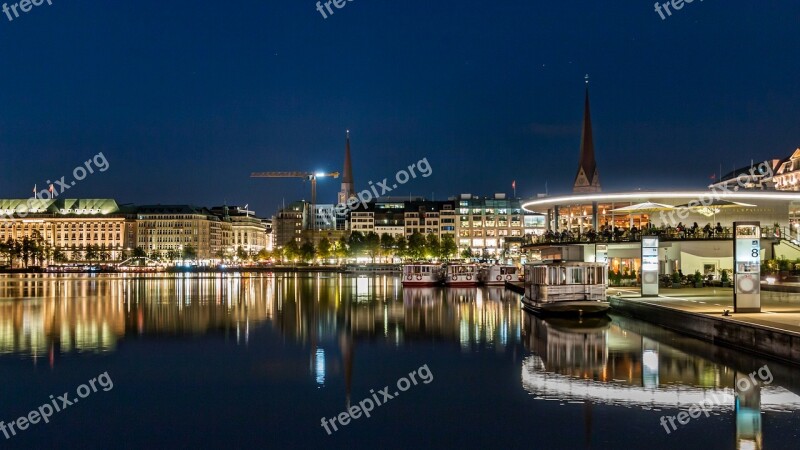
(250, 171, 340, 232)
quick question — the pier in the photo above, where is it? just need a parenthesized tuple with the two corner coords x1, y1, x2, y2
(608, 287, 800, 365)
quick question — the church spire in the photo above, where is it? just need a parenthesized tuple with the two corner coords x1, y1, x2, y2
(573, 75, 601, 193)
(338, 130, 355, 204)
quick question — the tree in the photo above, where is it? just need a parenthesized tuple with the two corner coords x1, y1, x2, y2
(364, 232, 381, 263)
(0, 239, 11, 267)
(334, 236, 349, 261)
(300, 240, 316, 262)
(236, 245, 248, 261)
(53, 246, 67, 263)
(395, 236, 408, 260)
(99, 243, 110, 262)
(425, 234, 440, 260)
(461, 247, 475, 260)
(69, 243, 79, 262)
(380, 234, 396, 260)
(347, 231, 365, 258)
(214, 249, 226, 262)
(133, 246, 147, 258)
(21, 236, 34, 267)
(30, 231, 46, 265)
(407, 232, 426, 260)
(183, 244, 198, 261)
(84, 244, 99, 262)
(257, 248, 271, 261)
(317, 237, 332, 261)
(283, 240, 300, 262)
(440, 235, 458, 260)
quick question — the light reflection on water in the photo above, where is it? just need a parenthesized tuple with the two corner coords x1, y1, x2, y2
(1, 273, 799, 449)
(520, 313, 800, 449)
(0, 273, 521, 359)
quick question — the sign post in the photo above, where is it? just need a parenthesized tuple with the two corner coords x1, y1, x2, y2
(733, 221, 761, 313)
(641, 236, 659, 297)
(596, 244, 608, 264)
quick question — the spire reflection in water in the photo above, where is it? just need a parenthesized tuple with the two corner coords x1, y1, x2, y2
(521, 312, 800, 449)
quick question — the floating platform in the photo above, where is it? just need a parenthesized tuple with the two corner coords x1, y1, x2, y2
(610, 294, 800, 366)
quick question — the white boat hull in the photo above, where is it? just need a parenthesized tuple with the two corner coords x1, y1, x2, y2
(445, 274, 479, 286)
(401, 274, 442, 286)
(445, 264, 480, 286)
(521, 297, 610, 315)
(480, 265, 520, 285)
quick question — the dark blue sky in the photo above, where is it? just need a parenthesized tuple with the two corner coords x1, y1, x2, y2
(1, 1, 799, 216)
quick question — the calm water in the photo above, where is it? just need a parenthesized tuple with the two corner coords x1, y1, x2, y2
(0, 274, 799, 449)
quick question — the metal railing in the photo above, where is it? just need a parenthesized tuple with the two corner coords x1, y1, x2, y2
(526, 227, 734, 246)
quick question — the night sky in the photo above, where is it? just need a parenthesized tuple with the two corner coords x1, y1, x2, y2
(1, 1, 799, 217)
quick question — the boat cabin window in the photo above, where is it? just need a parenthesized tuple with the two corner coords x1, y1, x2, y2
(405, 266, 429, 274)
(567, 267, 584, 284)
(527, 263, 607, 286)
(500, 267, 517, 275)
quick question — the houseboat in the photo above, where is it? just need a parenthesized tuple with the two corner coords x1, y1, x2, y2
(401, 264, 444, 286)
(480, 264, 521, 285)
(444, 263, 480, 286)
(522, 261, 610, 315)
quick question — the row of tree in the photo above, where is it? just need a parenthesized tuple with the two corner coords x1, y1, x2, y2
(280, 231, 460, 263)
(0, 233, 122, 268)
(0, 231, 471, 268)
(0, 232, 205, 268)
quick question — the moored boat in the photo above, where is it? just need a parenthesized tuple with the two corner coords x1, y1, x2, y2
(480, 264, 520, 285)
(401, 264, 444, 286)
(521, 261, 610, 315)
(444, 263, 480, 286)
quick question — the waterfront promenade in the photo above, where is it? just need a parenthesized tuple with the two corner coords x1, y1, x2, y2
(610, 287, 800, 364)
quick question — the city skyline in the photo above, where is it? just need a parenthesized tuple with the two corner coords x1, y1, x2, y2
(1, 2, 799, 217)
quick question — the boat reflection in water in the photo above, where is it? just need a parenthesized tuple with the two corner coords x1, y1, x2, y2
(401, 285, 520, 351)
(0, 274, 523, 364)
(521, 313, 800, 449)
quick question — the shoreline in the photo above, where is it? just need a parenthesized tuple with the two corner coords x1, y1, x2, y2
(609, 295, 800, 366)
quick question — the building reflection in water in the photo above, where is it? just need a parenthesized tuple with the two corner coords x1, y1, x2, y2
(4, 274, 800, 447)
(0, 274, 522, 365)
(273, 274, 523, 404)
(0, 273, 276, 364)
(520, 313, 800, 449)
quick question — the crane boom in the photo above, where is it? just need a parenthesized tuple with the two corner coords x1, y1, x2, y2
(250, 171, 339, 179)
(250, 171, 340, 234)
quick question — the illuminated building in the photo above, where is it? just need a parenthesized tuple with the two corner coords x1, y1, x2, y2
(772, 148, 800, 191)
(273, 201, 310, 247)
(135, 204, 229, 260)
(0, 198, 133, 261)
(456, 193, 545, 257)
(210, 205, 270, 254)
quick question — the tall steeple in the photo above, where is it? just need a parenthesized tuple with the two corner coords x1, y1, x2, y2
(338, 130, 355, 204)
(573, 75, 601, 193)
